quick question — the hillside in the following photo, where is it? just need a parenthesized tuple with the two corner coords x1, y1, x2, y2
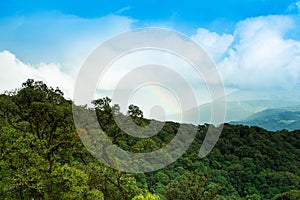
(1, 80, 299, 200)
(231, 106, 300, 131)
(167, 99, 300, 125)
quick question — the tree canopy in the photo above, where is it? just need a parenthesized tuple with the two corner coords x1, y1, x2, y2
(1, 79, 299, 199)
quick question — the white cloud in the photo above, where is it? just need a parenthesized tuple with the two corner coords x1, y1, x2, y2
(191, 28, 234, 62)
(0, 50, 74, 98)
(0, 12, 135, 72)
(1, 11, 300, 123)
(217, 15, 300, 90)
(115, 6, 131, 15)
(95, 49, 212, 112)
(0, 12, 135, 99)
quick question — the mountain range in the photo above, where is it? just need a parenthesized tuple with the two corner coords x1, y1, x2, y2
(231, 106, 300, 131)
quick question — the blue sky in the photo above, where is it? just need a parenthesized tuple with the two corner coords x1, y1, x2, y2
(1, 0, 300, 122)
(1, 0, 299, 67)
(1, 0, 299, 37)
(1, 0, 297, 25)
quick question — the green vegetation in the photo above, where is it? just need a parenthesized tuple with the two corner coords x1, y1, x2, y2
(232, 107, 300, 131)
(1, 80, 299, 199)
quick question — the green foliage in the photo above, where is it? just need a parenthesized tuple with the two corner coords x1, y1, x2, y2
(1, 79, 299, 199)
(271, 190, 300, 200)
(165, 170, 222, 200)
(0, 80, 144, 200)
(128, 104, 143, 118)
(132, 193, 160, 200)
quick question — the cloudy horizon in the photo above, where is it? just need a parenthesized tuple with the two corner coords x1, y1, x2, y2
(1, 0, 300, 122)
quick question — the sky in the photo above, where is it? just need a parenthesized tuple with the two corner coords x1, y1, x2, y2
(1, 0, 300, 122)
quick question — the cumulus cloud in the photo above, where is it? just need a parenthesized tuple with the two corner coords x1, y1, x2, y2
(1, 11, 300, 111)
(217, 15, 300, 90)
(0, 12, 135, 98)
(189, 14, 300, 91)
(191, 28, 234, 62)
(0, 50, 74, 98)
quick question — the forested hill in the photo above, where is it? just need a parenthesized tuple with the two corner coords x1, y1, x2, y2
(1, 79, 300, 200)
(231, 107, 300, 131)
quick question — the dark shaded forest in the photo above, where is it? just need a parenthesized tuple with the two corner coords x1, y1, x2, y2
(1, 79, 299, 199)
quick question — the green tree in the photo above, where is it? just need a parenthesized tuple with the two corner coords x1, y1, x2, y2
(165, 170, 222, 200)
(128, 104, 143, 119)
(271, 190, 300, 200)
(132, 193, 160, 200)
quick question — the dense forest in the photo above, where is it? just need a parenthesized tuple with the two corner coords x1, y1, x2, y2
(1, 79, 299, 200)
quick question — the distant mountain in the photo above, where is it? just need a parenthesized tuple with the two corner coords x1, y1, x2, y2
(231, 106, 300, 131)
(211, 99, 299, 122)
(162, 89, 300, 125)
(167, 99, 300, 125)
